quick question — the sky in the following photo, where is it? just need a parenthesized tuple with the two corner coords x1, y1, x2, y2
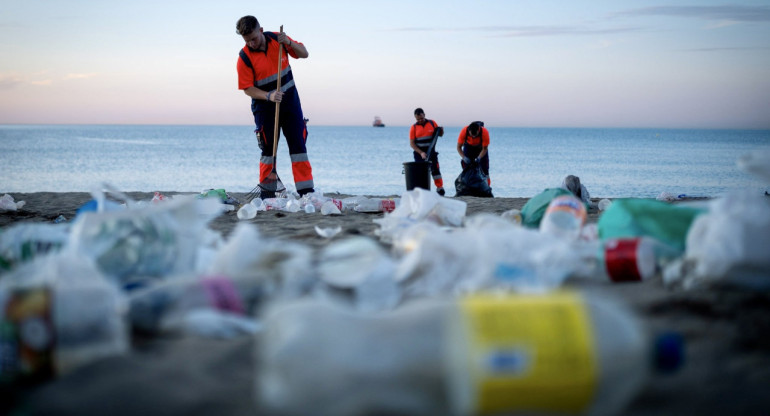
(1, 0, 769, 128)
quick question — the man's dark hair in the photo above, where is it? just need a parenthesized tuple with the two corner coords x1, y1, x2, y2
(236, 16, 259, 36)
(414, 108, 424, 116)
(468, 121, 483, 136)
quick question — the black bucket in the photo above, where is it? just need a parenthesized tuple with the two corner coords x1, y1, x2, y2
(403, 161, 431, 191)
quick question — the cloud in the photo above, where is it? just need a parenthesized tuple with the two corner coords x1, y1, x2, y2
(63, 73, 98, 80)
(0, 73, 24, 90)
(29, 80, 53, 86)
(680, 46, 770, 52)
(388, 25, 644, 37)
(613, 5, 770, 23)
(483, 25, 643, 38)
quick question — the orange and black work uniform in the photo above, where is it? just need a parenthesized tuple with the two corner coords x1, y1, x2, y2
(458, 124, 491, 185)
(237, 32, 313, 195)
(410, 119, 443, 189)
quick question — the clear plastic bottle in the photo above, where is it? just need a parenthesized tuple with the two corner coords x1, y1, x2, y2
(353, 197, 400, 213)
(255, 291, 682, 416)
(539, 195, 587, 240)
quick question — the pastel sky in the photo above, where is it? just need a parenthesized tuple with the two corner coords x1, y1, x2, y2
(1, 0, 769, 128)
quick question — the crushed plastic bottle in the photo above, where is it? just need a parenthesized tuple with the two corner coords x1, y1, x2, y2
(539, 195, 587, 240)
(255, 291, 683, 416)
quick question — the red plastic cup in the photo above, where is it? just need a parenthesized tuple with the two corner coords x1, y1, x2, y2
(604, 238, 656, 282)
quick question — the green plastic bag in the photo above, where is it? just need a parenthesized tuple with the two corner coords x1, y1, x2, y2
(520, 188, 573, 228)
(199, 188, 227, 202)
(598, 198, 705, 254)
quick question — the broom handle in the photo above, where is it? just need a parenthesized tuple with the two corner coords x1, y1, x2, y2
(272, 25, 284, 161)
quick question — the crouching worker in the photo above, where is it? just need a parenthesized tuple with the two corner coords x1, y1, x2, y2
(560, 174, 597, 209)
(457, 121, 490, 186)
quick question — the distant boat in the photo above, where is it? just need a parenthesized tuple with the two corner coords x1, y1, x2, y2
(372, 116, 385, 127)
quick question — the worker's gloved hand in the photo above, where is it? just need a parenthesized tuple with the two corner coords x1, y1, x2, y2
(462, 156, 471, 164)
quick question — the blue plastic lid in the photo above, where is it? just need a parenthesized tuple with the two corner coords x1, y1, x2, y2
(654, 332, 685, 373)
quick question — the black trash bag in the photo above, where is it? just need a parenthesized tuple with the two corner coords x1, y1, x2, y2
(455, 163, 493, 197)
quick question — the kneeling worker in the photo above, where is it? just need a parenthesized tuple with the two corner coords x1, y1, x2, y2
(457, 121, 491, 185)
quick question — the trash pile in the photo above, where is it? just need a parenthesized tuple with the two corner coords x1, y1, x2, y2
(2, 148, 769, 414)
(236, 190, 399, 220)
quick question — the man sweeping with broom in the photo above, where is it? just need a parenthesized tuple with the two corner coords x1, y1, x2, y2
(236, 15, 314, 198)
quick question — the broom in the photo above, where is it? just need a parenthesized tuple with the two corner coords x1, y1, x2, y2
(246, 25, 286, 203)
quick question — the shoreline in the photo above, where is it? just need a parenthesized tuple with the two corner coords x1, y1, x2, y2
(0, 191, 611, 247)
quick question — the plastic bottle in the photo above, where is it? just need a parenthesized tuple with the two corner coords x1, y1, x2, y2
(304, 204, 316, 213)
(255, 291, 683, 416)
(539, 195, 587, 240)
(353, 197, 399, 213)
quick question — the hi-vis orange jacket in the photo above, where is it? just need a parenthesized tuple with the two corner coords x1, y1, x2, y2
(410, 119, 440, 151)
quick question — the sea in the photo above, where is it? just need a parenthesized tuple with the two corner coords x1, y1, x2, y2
(1, 124, 768, 198)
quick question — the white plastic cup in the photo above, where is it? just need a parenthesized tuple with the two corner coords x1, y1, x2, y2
(237, 203, 257, 220)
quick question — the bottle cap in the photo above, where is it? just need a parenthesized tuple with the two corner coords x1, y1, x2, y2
(653, 332, 685, 373)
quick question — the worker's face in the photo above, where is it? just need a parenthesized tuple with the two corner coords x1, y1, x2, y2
(414, 113, 426, 124)
(242, 27, 265, 50)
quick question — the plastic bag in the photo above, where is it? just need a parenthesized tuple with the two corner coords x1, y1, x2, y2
(598, 198, 704, 256)
(0, 223, 70, 274)
(205, 223, 314, 299)
(374, 189, 466, 243)
(0, 194, 25, 211)
(68, 185, 222, 290)
(520, 188, 573, 228)
(454, 163, 493, 197)
(664, 191, 770, 289)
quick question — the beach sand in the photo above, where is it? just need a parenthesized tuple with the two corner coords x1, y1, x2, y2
(2, 191, 769, 415)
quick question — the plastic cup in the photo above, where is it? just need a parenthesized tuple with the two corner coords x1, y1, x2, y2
(604, 238, 655, 282)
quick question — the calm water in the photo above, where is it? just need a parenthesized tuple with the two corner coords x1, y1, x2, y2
(1, 124, 768, 198)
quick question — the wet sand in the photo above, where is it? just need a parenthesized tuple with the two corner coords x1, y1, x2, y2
(2, 191, 769, 415)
